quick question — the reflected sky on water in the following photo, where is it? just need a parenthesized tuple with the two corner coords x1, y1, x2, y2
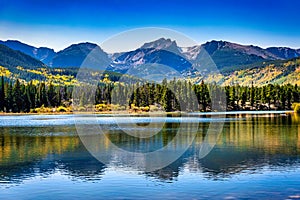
(0, 112, 300, 199)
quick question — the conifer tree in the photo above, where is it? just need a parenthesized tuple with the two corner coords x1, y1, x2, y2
(0, 76, 4, 111)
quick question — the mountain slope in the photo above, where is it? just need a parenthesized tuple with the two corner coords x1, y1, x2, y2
(181, 41, 300, 70)
(0, 40, 56, 66)
(1, 39, 299, 73)
(0, 38, 299, 86)
(109, 38, 192, 77)
(266, 47, 300, 60)
(192, 58, 300, 86)
(109, 39, 300, 78)
(52, 42, 110, 69)
(0, 44, 47, 70)
(181, 41, 280, 70)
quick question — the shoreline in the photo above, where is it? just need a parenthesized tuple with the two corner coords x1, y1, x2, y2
(0, 110, 294, 116)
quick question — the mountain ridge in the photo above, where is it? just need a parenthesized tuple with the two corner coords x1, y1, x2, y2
(0, 40, 56, 66)
(0, 38, 299, 86)
(1, 38, 299, 69)
(0, 44, 47, 70)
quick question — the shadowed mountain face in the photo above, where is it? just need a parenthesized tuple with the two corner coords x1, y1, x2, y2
(0, 40, 56, 66)
(110, 48, 192, 73)
(266, 47, 300, 60)
(200, 41, 275, 69)
(51, 42, 111, 68)
(106, 38, 193, 79)
(0, 44, 47, 70)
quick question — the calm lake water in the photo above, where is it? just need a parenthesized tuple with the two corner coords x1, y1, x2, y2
(1, 112, 300, 199)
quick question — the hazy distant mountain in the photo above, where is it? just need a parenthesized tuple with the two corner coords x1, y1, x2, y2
(115, 39, 296, 73)
(0, 44, 46, 70)
(109, 38, 192, 77)
(0, 40, 56, 66)
(266, 47, 300, 60)
(1, 38, 299, 72)
(178, 40, 300, 71)
(51, 42, 110, 69)
(181, 41, 278, 70)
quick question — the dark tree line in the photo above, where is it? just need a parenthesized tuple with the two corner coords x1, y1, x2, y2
(0, 77, 73, 112)
(78, 78, 300, 112)
(0, 76, 299, 113)
(224, 83, 299, 111)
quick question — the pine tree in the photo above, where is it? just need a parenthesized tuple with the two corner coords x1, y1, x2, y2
(0, 76, 4, 111)
(241, 90, 247, 108)
(23, 85, 31, 112)
(250, 82, 255, 108)
(47, 82, 56, 107)
(280, 87, 286, 109)
(286, 84, 293, 109)
(162, 87, 173, 112)
(12, 79, 22, 112)
(293, 84, 299, 103)
(5, 81, 13, 112)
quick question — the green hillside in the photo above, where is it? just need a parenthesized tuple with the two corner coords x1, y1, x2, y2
(193, 58, 300, 86)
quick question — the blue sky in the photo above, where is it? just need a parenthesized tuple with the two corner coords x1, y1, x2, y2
(0, 0, 299, 52)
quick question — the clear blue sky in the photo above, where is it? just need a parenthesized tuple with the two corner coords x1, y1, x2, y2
(0, 0, 299, 52)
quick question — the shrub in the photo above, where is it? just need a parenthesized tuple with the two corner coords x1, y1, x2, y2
(78, 106, 86, 112)
(119, 106, 126, 110)
(111, 104, 126, 111)
(149, 105, 159, 112)
(95, 104, 112, 112)
(132, 106, 139, 112)
(30, 108, 37, 113)
(57, 106, 68, 112)
(33, 105, 53, 113)
(293, 103, 300, 113)
(95, 104, 106, 112)
(141, 106, 150, 112)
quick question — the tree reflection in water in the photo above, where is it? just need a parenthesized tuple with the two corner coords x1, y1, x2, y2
(0, 113, 299, 184)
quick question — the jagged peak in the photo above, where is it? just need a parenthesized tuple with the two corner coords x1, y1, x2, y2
(140, 37, 178, 50)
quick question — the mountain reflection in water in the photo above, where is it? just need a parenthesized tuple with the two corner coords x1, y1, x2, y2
(0, 113, 299, 185)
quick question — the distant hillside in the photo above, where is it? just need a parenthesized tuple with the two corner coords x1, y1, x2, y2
(266, 47, 300, 60)
(193, 58, 300, 86)
(0, 40, 56, 65)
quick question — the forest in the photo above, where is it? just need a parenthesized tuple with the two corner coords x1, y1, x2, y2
(0, 75, 299, 113)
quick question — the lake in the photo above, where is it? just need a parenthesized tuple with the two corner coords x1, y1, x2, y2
(0, 112, 300, 199)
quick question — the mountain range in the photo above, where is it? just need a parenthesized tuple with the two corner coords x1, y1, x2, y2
(0, 38, 299, 85)
(2, 38, 300, 69)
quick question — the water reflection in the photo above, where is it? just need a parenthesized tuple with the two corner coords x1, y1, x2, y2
(0, 114, 300, 185)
